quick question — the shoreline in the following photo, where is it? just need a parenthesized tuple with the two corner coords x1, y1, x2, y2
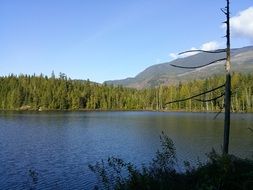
(0, 108, 251, 114)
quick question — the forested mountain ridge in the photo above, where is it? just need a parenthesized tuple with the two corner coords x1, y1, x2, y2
(105, 46, 253, 89)
(0, 73, 252, 112)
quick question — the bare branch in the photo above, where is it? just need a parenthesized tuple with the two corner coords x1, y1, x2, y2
(170, 58, 226, 69)
(164, 84, 225, 105)
(179, 49, 226, 55)
(194, 93, 225, 102)
(214, 109, 223, 119)
(213, 101, 224, 119)
(221, 8, 228, 15)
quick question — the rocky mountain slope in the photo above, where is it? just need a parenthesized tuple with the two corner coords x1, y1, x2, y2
(105, 46, 253, 89)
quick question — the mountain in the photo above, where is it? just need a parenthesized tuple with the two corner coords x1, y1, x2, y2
(105, 46, 253, 89)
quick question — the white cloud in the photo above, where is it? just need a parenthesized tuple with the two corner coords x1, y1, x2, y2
(229, 7, 253, 39)
(169, 47, 198, 60)
(201, 41, 220, 51)
(169, 41, 222, 60)
(169, 53, 178, 59)
(181, 47, 199, 57)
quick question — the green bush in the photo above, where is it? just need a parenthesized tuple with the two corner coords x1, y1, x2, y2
(89, 133, 253, 190)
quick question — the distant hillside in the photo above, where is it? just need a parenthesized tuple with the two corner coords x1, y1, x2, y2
(105, 46, 253, 89)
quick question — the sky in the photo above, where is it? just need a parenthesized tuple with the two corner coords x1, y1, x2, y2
(0, 0, 253, 83)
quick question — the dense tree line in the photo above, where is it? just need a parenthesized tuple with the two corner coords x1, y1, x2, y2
(0, 73, 252, 112)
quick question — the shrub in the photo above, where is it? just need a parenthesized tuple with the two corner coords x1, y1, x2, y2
(89, 133, 253, 190)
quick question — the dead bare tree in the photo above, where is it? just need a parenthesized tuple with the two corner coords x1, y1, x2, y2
(164, 0, 231, 155)
(222, 0, 231, 155)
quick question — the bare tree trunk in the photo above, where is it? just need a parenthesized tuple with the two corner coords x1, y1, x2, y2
(223, 0, 231, 155)
(223, 73, 231, 154)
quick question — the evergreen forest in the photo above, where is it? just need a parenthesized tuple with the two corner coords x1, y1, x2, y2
(0, 72, 252, 112)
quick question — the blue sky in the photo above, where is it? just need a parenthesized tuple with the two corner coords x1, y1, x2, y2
(0, 0, 252, 83)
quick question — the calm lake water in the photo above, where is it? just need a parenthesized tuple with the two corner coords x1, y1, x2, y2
(0, 111, 252, 189)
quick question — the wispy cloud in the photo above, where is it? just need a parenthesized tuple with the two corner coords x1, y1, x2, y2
(227, 6, 253, 40)
(169, 41, 222, 60)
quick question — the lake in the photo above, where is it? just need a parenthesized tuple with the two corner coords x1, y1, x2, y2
(0, 111, 252, 189)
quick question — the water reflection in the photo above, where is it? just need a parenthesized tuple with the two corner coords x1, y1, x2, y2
(0, 111, 252, 189)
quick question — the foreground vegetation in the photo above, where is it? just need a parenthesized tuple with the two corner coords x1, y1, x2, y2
(89, 133, 253, 190)
(0, 72, 252, 112)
